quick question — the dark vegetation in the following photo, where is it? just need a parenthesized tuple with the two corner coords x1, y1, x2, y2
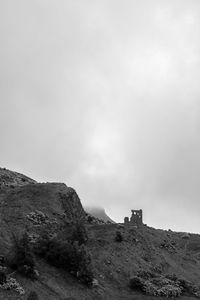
(9, 232, 38, 279)
(27, 291, 39, 300)
(114, 230, 123, 242)
(35, 236, 93, 285)
(70, 222, 88, 245)
(8, 222, 94, 286)
(129, 269, 200, 297)
(0, 270, 6, 285)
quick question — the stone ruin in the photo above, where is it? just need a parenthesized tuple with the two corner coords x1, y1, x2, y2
(124, 209, 143, 227)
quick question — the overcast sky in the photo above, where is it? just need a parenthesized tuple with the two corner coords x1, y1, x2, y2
(1, 0, 200, 233)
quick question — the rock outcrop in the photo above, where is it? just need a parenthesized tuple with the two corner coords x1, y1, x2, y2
(0, 169, 85, 255)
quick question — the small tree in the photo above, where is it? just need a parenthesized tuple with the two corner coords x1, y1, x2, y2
(71, 222, 88, 245)
(87, 215, 93, 223)
(10, 232, 36, 279)
(114, 231, 123, 242)
(33, 232, 51, 257)
(76, 244, 94, 285)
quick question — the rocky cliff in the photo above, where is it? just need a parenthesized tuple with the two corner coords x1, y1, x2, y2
(0, 168, 85, 255)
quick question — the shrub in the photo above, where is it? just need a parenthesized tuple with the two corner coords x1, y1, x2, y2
(129, 271, 200, 298)
(137, 269, 155, 280)
(87, 215, 93, 223)
(165, 273, 178, 282)
(45, 239, 70, 268)
(114, 231, 123, 242)
(0, 270, 6, 284)
(10, 232, 37, 279)
(143, 282, 158, 296)
(158, 284, 182, 297)
(142, 280, 182, 297)
(75, 244, 94, 285)
(151, 277, 172, 288)
(0, 277, 25, 295)
(71, 222, 88, 245)
(178, 278, 199, 295)
(33, 233, 51, 257)
(129, 276, 144, 290)
(0, 255, 5, 266)
(129, 273, 182, 297)
(36, 235, 94, 286)
(27, 291, 39, 300)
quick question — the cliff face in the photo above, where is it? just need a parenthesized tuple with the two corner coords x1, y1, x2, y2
(0, 168, 85, 255)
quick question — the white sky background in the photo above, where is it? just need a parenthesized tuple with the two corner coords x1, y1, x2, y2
(1, 0, 200, 232)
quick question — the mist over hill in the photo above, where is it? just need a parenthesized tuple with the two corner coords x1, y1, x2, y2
(84, 205, 115, 223)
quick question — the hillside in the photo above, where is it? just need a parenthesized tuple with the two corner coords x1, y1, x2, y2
(0, 168, 36, 188)
(0, 168, 200, 300)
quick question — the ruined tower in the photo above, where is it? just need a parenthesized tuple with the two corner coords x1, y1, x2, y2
(130, 209, 143, 226)
(124, 209, 143, 227)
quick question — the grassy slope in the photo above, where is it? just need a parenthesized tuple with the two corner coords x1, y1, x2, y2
(1, 223, 200, 300)
(86, 224, 200, 299)
(0, 168, 199, 299)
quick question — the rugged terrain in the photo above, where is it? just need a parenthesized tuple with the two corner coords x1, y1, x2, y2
(0, 167, 36, 188)
(0, 168, 200, 300)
